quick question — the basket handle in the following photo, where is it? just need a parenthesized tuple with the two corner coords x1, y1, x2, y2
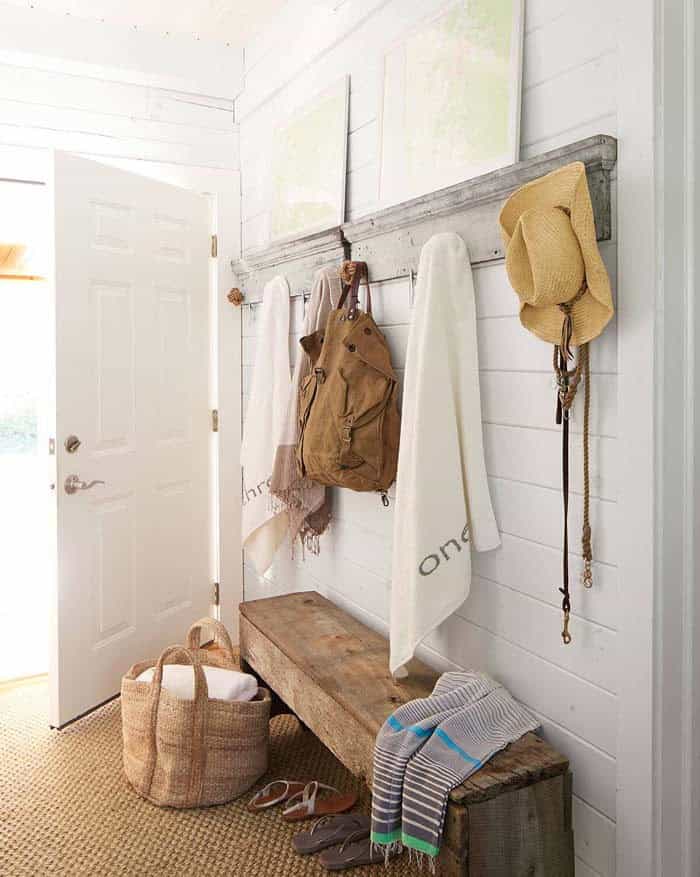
(152, 645, 210, 703)
(186, 617, 236, 663)
(141, 645, 208, 806)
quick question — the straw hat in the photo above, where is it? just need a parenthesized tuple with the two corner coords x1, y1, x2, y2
(499, 161, 613, 347)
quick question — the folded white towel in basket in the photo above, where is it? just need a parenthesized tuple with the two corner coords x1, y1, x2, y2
(136, 664, 259, 703)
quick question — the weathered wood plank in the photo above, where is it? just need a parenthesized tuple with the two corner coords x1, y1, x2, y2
(240, 611, 377, 780)
(231, 134, 617, 299)
(462, 773, 575, 877)
(240, 591, 574, 876)
(351, 134, 615, 243)
(231, 226, 347, 302)
(239, 591, 569, 805)
(343, 135, 614, 282)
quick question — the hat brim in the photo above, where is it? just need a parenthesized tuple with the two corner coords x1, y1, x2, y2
(520, 289, 612, 346)
(500, 162, 614, 343)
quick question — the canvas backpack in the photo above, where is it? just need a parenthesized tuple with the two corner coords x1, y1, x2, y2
(295, 261, 400, 498)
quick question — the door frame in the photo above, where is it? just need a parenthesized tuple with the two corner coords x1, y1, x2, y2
(649, 2, 700, 875)
(617, 2, 700, 875)
(0, 158, 51, 684)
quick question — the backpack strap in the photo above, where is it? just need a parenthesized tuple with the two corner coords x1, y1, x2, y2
(338, 261, 372, 320)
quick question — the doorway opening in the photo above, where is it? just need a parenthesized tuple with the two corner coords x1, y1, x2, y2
(0, 175, 50, 683)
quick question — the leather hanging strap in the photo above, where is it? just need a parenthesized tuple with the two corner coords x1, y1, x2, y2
(556, 346, 572, 645)
(553, 341, 592, 645)
(337, 261, 372, 319)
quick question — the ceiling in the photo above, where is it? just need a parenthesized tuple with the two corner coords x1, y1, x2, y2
(0, 0, 289, 47)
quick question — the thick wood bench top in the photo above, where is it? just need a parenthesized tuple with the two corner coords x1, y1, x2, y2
(239, 591, 568, 805)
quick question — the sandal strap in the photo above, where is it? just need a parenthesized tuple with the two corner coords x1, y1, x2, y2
(338, 828, 371, 858)
(310, 814, 336, 836)
(284, 781, 341, 816)
(250, 779, 296, 807)
(310, 813, 364, 839)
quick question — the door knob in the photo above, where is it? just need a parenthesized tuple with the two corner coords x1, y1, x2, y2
(64, 474, 105, 495)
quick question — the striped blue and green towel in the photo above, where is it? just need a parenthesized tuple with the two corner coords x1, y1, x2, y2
(371, 672, 539, 861)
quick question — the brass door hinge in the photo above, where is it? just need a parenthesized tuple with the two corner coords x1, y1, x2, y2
(211, 234, 218, 257)
(212, 582, 220, 606)
(211, 409, 219, 432)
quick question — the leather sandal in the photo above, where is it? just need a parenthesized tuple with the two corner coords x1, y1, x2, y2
(282, 781, 358, 822)
(319, 830, 402, 870)
(247, 780, 309, 812)
(292, 813, 370, 855)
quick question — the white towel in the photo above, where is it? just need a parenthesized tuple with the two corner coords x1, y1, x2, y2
(241, 276, 292, 574)
(390, 233, 500, 675)
(136, 664, 258, 703)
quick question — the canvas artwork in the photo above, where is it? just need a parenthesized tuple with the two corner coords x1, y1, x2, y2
(379, 0, 524, 207)
(269, 77, 349, 242)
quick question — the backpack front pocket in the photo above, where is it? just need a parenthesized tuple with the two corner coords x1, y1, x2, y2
(333, 361, 394, 474)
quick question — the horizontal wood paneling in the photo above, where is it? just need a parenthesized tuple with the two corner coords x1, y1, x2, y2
(524, 0, 575, 33)
(489, 476, 618, 566)
(477, 314, 617, 374)
(484, 423, 617, 500)
(573, 797, 617, 877)
(457, 577, 617, 693)
(576, 859, 603, 877)
(0, 97, 236, 155)
(0, 122, 237, 168)
(0, 63, 235, 129)
(480, 370, 618, 438)
(474, 532, 618, 631)
(523, 0, 615, 89)
(521, 53, 617, 149)
(238, 2, 619, 873)
(0, 59, 239, 171)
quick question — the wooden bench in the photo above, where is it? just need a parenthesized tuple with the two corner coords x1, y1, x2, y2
(240, 591, 574, 876)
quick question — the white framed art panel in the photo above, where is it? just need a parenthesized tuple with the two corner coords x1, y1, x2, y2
(269, 75, 349, 244)
(378, 0, 524, 208)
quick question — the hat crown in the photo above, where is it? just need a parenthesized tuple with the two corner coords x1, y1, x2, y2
(506, 206, 585, 307)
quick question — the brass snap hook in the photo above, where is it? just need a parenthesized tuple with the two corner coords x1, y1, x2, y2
(561, 610, 572, 645)
(582, 559, 593, 589)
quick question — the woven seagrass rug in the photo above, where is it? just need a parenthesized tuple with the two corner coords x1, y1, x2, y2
(0, 677, 419, 876)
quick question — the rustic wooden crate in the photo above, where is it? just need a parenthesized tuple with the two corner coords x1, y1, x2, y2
(240, 591, 574, 876)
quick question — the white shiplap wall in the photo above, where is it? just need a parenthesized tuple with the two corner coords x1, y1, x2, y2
(239, 3, 618, 876)
(0, 59, 239, 171)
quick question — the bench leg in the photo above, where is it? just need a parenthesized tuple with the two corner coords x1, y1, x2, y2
(241, 656, 295, 720)
(439, 773, 574, 876)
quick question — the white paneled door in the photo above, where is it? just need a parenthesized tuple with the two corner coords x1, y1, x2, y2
(50, 152, 212, 728)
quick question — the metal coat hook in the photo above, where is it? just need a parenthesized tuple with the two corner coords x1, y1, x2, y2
(408, 269, 416, 308)
(249, 301, 260, 323)
(302, 292, 311, 317)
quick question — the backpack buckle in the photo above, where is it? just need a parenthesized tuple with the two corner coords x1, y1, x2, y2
(342, 416, 354, 443)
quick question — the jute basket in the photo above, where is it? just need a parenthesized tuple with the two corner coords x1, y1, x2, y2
(121, 619, 270, 808)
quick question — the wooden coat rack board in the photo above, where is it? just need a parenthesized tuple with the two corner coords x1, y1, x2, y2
(230, 134, 617, 303)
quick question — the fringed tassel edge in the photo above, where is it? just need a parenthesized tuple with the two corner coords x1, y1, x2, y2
(371, 841, 404, 868)
(371, 840, 438, 872)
